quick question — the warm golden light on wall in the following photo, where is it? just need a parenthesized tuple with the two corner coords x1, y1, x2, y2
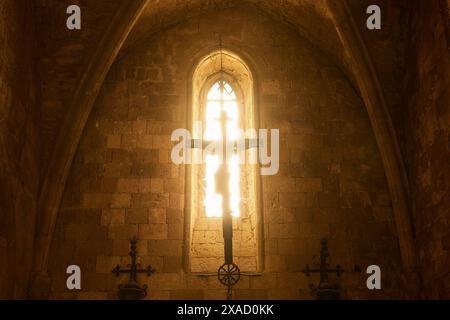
(204, 80, 240, 217)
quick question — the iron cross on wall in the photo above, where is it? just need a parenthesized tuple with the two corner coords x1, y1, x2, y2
(189, 109, 258, 300)
(302, 238, 344, 300)
(112, 237, 155, 300)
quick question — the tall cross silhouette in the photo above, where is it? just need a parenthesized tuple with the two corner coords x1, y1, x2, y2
(188, 81, 259, 299)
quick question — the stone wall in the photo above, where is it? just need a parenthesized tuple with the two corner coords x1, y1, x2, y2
(0, 0, 40, 298)
(48, 7, 405, 300)
(403, 0, 450, 299)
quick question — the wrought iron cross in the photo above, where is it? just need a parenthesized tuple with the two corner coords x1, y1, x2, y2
(302, 238, 344, 283)
(112, 237, 155, 283)
(302, 238, 344, 299)
(189, 107, 258, 300)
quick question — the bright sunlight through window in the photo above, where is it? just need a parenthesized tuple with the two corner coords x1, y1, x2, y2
(204, 80, 240, 218)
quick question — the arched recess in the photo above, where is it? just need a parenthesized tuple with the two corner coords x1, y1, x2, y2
(32, 0, 418, 296)
(30, 0, 149, 297)
(185, 50, 263, 273)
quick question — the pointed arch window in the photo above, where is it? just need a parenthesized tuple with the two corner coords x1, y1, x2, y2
(187, 50, 261, 273)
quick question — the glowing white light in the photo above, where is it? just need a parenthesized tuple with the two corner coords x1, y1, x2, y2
(205, 154, 222, 217)
(204, 80, 240, 217)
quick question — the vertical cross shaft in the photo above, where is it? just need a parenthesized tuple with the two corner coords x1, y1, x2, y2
(319, 239, 330, 283)
(129, 238, 139, 282)
(217, 109, 233, 264)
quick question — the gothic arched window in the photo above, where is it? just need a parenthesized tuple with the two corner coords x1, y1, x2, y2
(187, 51, 261, 273)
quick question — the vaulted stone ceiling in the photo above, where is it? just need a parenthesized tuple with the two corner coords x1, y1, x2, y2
(35, 0, 124, 172)
(121, 0, 342, 59)
(35, 0, 344, 172)
(35, 0, 408, 174)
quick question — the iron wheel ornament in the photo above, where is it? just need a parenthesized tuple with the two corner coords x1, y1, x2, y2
(218, 263, 241, 287)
